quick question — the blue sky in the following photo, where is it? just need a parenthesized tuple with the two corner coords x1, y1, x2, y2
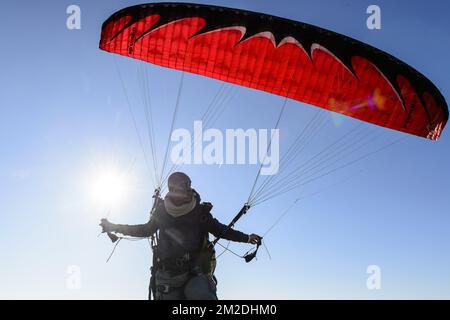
(0, 0, 449, 299)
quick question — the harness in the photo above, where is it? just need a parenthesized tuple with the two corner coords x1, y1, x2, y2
(149, 197, 216, 299)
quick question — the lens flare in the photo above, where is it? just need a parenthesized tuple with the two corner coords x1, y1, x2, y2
(90, 167, 128, 207)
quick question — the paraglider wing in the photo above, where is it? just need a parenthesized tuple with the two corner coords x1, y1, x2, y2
(99, 2, 448, 140)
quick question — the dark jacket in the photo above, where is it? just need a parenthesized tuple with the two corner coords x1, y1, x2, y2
(114, 194, 249, 261)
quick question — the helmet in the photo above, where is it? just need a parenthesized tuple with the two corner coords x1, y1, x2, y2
(167, 172, 191, 191)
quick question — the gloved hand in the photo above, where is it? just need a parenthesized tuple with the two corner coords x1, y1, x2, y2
(99, 218, 116, 233)
(248, 234, 262, 245)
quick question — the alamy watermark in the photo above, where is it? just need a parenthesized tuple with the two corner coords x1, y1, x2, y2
(366, 264, 381, 290)
(66, 5, 81, 30)
(66, 265, 81, 290)
(170, 121, 280, 175)
(366, 5, 381, 30)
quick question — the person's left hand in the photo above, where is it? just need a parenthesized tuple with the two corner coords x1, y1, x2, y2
(248, 234, 262, 245)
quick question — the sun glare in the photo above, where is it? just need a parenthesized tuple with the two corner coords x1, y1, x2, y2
(90, 167, 128, 207)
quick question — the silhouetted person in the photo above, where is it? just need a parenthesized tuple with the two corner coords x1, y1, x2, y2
(100, 172, 261, 300)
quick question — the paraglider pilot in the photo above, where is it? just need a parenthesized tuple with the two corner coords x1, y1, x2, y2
(100, 172, 261, 300)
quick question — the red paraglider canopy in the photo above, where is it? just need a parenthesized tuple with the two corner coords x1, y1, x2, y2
(99, 2, 448, 140)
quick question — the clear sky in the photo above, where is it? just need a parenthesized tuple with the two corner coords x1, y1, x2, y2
(0, 0, 449, 299)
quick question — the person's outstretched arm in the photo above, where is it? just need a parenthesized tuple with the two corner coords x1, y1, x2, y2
(205, 212, 260, 244)
(100, 218, 157, 238)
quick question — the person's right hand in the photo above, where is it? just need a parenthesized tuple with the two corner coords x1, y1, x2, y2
(99, 218, 115, 233)
(248, 234, 262, 245)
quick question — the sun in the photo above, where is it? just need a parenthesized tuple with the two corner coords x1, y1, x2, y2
(90, 166, 129, 207)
